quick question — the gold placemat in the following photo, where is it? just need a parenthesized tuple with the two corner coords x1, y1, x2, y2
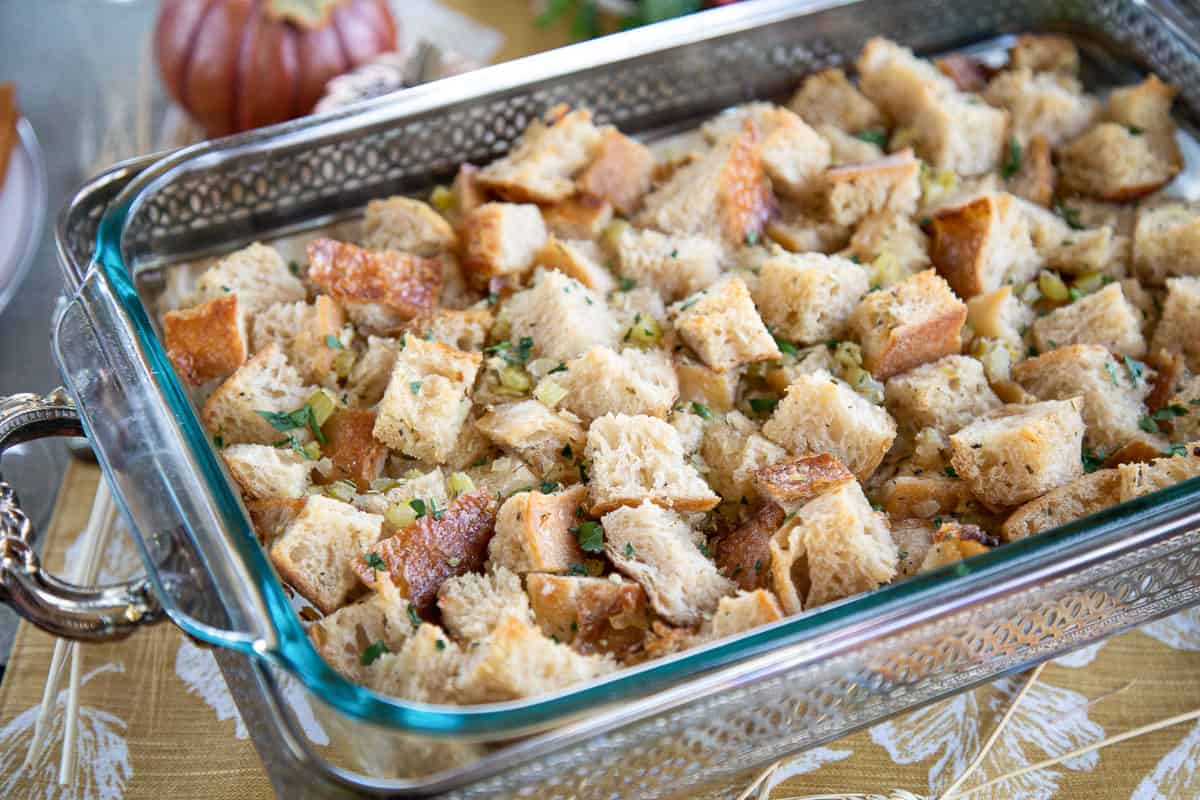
(3, 461, 1200, 799)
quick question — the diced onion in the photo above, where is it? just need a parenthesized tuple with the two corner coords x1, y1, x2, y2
(500, 365, 532, 393)
(448, 472, 476, 498)
(385, 501, 418, 529)
(324, 480, 357, 503)
(1037, 270, 1070, 303)
(533, 378, 568, 407)
(306, 390, 336, 427)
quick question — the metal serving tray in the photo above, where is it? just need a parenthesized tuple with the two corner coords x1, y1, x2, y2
(4, 0, 1200, 796)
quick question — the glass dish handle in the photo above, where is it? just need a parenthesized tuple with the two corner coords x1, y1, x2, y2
(0, 389, 162, 640)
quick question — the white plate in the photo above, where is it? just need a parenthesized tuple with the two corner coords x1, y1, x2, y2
(0, 118, 47, 316)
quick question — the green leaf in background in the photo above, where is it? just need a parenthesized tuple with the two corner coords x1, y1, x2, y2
(537, 0, 574, 27)
(637, 0, 703, 24)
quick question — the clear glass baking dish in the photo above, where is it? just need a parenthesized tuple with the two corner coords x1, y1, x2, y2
(4, 0, 1200, 795)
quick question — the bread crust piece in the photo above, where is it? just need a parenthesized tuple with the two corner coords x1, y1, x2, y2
(930, 192, 1039, 299)
(306, 238, 443, 333)
(541, 193, 614, 241)
(535, 237, 616, 295)
(788, 68, 885, 133)
(317, 408, 388, 490)
(1001, 468, 1122, 541)
(559, 346, 679, 422)
(308, 579, 414, 684)
(823, 149, 921, 227)
(674, 355, 740, 413)
(489, 485, 588, 574)
(700, 412, 789, 503)
(223, 443, 311, 500)
(1057, 122, 1181, 201)
(201, 343, 316, 446)
(437, 567, 531, 642)
(189, 242, 306, 318)
(1006, 133, 1055, 208)
(354, 490, 499, 615)
(251, 295, 346, 384)
(753, 454, 856, 512)
(601, 500, 734, 626)
(163, 293, 247, 384)
(702, 103, 832, 199)
(1133, 206, 1200, 287)
(461, 202, 548, 286)
(1030, 282, 1147, 358)
(525, 573, 650, 658)
(753, 252, 869, 345)
(245, 497, 305, 545)
(1008, 34, 1080, 75)
(576, 128, 654, 216)
(714, 502, 785, 592)
(475, 400, 586, 481)
(884, 355, 1002, 436)
(847, 269, 968, 380)
(948, 398, 1086, 510)
(269, 495, 384, 614)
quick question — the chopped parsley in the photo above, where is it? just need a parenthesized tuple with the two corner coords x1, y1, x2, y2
(1153, 404, 1190, 420)
(853, 127, 889, 148)
(691, 402, 713, 420)
(365, 552, 387, 572)
(257, 405, 326, 445)
(561, 443, 573, 458)
(409, 381, 422, 395)
(1104, 360, 1120, 386)
(619, 277, 637, 291)
(1139, 415, 1161, 434)
(435, 639, 447, 651)
(548, 362, 568, 375)
(539, 480, 561, 494)
(1128, 125, 1144, 135)
(698, 541, 713, 559)
(360, 640, 389, 666)
(325, 334, 342, 349)
(748, 396, 779, 414)
(679, 297, 700, 312)
(1164, 443, 1188, 457)
(1123, 355, 1145, 382)
(932, 517, 944, 529)
(485, 337, 534, 366)
(213, 434, 225, 450)
(943, 465, 958, 479)
(568, 563, 588, 576)
(577, 521, 604, 553)
(485, 293, 498, 305)
(745, 230, 760, 247)
(288, 260, 300, 275)
(1000, 136, 1022, 179)
(773, 334, 798, 356)
(409, 498, 427, 518)
(624, 542, 635, 558)
(1053, 201, 1085, 230)
(1082, 448, 1106, 473)
(407, 603, 422, 628)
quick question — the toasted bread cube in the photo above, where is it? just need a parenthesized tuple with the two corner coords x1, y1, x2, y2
(613, 227, 723, 302)
(466, 456, 540, 500)
(308, 579, 414, 683)
(930, 192, 1040, 299)
(362, 196, 457, 256)
(245, 497, 305, 545)
(269, 495, 383, 614)
(373, 335, 482, 463)
(190, 242, 305, 318)
(847, 269, 968, 380)
(437, 567, 531, 642)
(674, 355, 740, 414)
(714, 503, 783, 592)
(1107, 74, 1177, 134)
(401, 307, 494, 352)
(368, 622, 466, 705)
(461, 202, 548, 285)
(638, 124, 773, 246)
(700, 411, 788, 503)
(1133, 205, 1200, 286)
(817, 124, 885, 166)
(576, 128, 654, 216)
(306, 238, 442, 334)
(475, 400, 586, 479)
(982, 69, 1098, 146)
(847, 210, 930, 278)
(585, 413, 720, 514)
(911, 93, 1010, 176)
(966, 286, 1035, 349)
(672, 276, 779, 372)
(1013, 344, 1154, 453)
(753, 252, 869, 344)
(823, 149, 921, 227)
(535, 237, 616, 295)
(541, 194, 614, 241)
(949, 399, 1086, 509)
(1043, 225, 1129, 278)
(345, 335, 402, 407)
(935, 53, 992, 92)
(762, 370, 897, 481)
(788, 68, 885, 133)
(319, 408, 388, 489)
(1058, 123, 1180, 201)
(1151, 277, 1200, 370)
(700, 589, 785, 641)
(251, 295, 345, 384)
(1007, 133, 1056, 208)
(878, 473, 971, 520)
(856, 37, 957, 122)
(1001, 468, 1121, 541)
(602, 500, 734, 626)
(525, 573, 650, 657)
(770, 480, 896, 612)
(1031, 283, 1146, 358)
(885, 355, 1002, 435)
(489, 485, 588, 575)
(1117, 444, 1200, 500)
(223, 443, 311, 500)
(1008, 34, 1080, 75)
(558, 346, 678, 421)
(201, 344, 316, 446)
(703, 103, 831, 198)
(502, 269, 619, 362)
(356, 491, 499, 615)
(455, 611, 615, 703)
(765, 199, 852, 254)
(477, 107, 603, 204)
(163, 294, 248, 385)
(753, 453, 855, 512)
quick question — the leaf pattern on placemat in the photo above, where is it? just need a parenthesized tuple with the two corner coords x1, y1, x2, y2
(0, 663, 131, 800)
(1140, 607, 1200, 652)
(753, 746, 855, 799)
(870, 692, 981, 795)
(1130, 721, 1200, 800)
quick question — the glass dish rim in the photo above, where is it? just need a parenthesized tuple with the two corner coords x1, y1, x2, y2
(82, 0, 1200, 737)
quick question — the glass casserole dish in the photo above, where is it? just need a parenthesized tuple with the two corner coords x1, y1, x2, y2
(4, 0, 1200, 796)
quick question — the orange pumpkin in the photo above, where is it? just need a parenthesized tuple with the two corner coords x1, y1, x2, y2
(154, 0, 398, 137)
